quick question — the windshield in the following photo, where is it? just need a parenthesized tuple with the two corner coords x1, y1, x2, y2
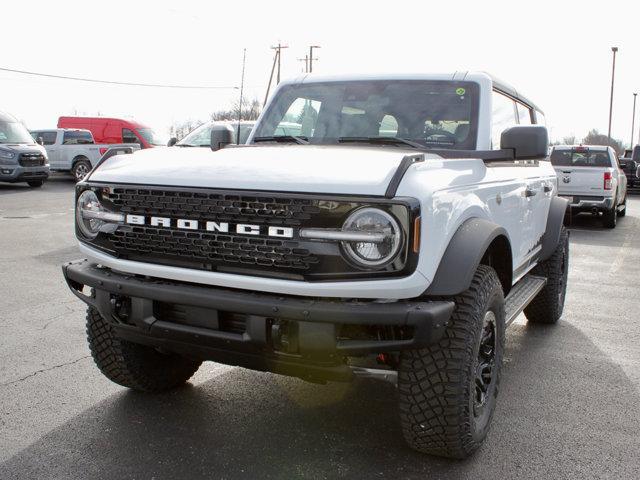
(177, 122, 254, 146)
(551, 149, 611, 167)
(136, 127, 165, 146)
(0, 120, 36, 144)
(252, 80, 479, 149)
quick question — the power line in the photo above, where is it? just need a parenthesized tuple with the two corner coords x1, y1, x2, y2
(0, 66, 239, 90)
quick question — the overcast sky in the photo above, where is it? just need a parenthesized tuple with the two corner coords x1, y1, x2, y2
(3, 0, 639, 144)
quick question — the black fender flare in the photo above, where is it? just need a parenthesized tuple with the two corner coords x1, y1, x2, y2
(539, 196, 569, 262)
(424, 218, 510, 296)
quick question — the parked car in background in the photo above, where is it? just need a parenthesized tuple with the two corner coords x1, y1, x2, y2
(0, 110, 49, 187)
(168, 121, 255, 147)
(57, 116, 164, 149)
(30, 128, 140, 181)
(551, 145, 627, 228)
(618, 146, 639, 188)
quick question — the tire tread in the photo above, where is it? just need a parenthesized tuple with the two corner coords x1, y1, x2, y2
(86, 307, 201, 392)
(398, 265, 504, 458)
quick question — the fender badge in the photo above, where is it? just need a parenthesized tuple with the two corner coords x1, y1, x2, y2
(496, 194, 502, 205)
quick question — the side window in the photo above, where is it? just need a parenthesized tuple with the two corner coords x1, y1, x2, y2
(122, 128, 140, 144)
(62, 130, 93, 145)
(277, 98, 321, 137)
(491, 91, 517, 149)
(41, 131, 57, 145)
(379, 114, 398, 137)
(535, 110, 546, 126)
(516, 103, 532, 125)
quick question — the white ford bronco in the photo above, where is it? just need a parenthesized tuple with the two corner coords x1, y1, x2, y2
(63, 72, 569, 458)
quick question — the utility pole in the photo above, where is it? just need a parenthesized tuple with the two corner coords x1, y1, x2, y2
(271, 43, 288, 84)
(237, 48, 246, 145)
(298, 54, 309, 73)
(309, 45, 321, 73)
(263, 49, 279, 107)
(608, 46, 618, 142)
(631, 93, 637, 148)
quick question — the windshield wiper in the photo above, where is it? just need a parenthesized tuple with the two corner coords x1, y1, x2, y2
(338, 136, 424, 149)
(253, 135, 309, 145)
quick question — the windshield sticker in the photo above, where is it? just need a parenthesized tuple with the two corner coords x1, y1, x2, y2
(456, 87, 466, 96)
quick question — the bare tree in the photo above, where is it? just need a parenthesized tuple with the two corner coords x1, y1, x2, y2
(582, 129, 624, 155)
(210, 97, 261, 122)
(561, 135, 577, 145)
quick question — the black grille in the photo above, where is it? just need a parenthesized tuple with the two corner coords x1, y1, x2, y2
(19, 153, 46, 167)
(108, 188, 321, 227)
(83, 184, 417, 281)
(112, 225, 319, 271)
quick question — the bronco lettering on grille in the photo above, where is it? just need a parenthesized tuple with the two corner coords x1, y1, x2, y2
(125, 215, 294, 238)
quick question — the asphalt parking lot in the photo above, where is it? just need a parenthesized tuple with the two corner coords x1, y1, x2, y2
(1, 176, 639, 480)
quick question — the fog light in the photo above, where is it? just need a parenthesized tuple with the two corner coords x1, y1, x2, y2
(1, 169, 12, 174)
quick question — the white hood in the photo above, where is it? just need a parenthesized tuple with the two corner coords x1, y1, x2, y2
(88, 145, 417, 196)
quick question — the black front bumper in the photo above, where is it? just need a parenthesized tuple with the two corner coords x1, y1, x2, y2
(63, 260, 453, 382)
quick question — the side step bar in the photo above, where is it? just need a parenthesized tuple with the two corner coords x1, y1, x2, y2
(504, 274, 547, 326)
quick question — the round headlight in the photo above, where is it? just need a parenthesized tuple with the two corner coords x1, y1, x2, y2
(342, 208, 402, 268)
(76, 190, 106, 239)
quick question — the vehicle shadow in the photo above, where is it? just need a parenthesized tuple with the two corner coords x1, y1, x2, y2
(566, 211, 638, 248)
(0, 174, 75, 196)
(0, 321, 638, 480)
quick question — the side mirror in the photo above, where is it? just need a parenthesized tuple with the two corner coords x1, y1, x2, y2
(36, 137, 44, 146)
(210, 124, 234, 151)
(501, 125, 549, 160)
(167, 137, 178, 147)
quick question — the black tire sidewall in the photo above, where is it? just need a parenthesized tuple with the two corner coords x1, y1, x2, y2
(470, 283, 505, 442)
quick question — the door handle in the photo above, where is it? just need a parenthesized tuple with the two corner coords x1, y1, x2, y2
(543, 185, 552, 193)
(524, 188, 537, 197)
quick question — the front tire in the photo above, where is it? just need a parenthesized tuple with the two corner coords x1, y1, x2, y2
(86, 307, 201, 392)
(27, 180, 44, 188)
(398, 265, 505, 458)
(524, 227, 569, 324)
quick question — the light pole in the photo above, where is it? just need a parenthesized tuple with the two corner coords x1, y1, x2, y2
(632, 93, 638, 148)
(607, 46, 618, 143)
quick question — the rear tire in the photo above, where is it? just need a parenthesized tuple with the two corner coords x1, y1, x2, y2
(524, 227, 569, 324)
(617, 196, 626, 217)
(27, 180, 44, 188)
(72, 159, 92, 182)
(86, 306, 201, 392)
(602, 207, 617, 228)
(398, 265, 505, 458)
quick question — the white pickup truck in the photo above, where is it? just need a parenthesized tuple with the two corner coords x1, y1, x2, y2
(62, 72, 569, 459)
(30, 128, 138, 181)
(551, 145, 627, 228)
